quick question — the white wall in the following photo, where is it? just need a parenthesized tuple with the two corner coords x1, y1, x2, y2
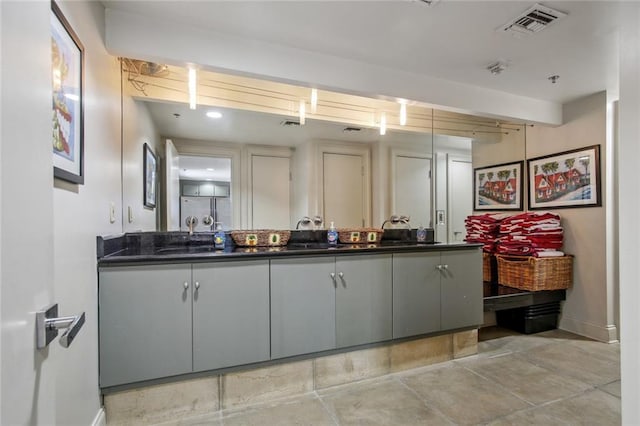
(526, 92, 615, 342)
(51, 2, 123, 424)
(122, 99, 161, 232)
(618, 4, 640, 423)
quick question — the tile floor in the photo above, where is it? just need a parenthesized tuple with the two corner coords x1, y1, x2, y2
(154, 327, 621, 425)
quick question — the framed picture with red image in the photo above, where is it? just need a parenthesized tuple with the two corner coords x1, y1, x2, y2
(473, 161, 524, 211)
(527, 145, 601, 210)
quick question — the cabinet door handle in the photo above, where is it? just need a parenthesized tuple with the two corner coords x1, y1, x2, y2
(183, 281, 189, 290)
(330, 272, 336, 286)
(195, 281, 200, 290)
(442, 264, 449, 270)
(436, 265, 442, 271)
(338, 272, 344, 279)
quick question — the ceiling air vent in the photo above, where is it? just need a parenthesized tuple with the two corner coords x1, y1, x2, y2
(343, 127, 362, 133)
(498, 3, 567, 37)
(280, 120, 300, 127)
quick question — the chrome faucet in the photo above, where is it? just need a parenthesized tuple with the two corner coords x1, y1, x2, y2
(381, 215, 411, 229)
(296, 215, 324, 230)
(185, 216, 198, 235)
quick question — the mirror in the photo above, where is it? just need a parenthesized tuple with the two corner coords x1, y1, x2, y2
(120, 60, 525, 242)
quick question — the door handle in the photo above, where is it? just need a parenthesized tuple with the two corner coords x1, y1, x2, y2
(36, 303, 86, 349)
(330, 272, 337, 286)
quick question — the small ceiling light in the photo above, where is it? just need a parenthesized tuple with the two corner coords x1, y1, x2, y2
(188, 68, 197, 110)
(206, 111, 222, 119)
(380, 112, 387, 136)
(487, 61, 508, 75)
(299, 100, 306, 125)
(206, 168, 215, 171)
(548, 75, 560, 84)
(399, 102, 407, 126)
(310, 88, 318, 113)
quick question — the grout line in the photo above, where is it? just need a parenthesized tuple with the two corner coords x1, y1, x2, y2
(314, 390, 341, 426)
(394, 375, 458, 425)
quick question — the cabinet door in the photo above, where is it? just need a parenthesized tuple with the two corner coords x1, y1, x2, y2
(99, 264, 192, 387)
(192, 260, 270, 372)
(214, 184, 230, 197)
(198, 183, 215, 196)
(440, 249, 483, 330)
(183, 183, 199, 196)
(336, 254, 392, 348)
(271, 257, 336, 358)
(392, 252, 441, 338)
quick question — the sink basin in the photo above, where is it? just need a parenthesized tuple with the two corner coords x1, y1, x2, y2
(154, 246, 218, 254)
(287, 242, 333, 249)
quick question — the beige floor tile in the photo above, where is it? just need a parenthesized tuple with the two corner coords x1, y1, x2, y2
(401, 364, 530, 424)
(490, 389, 620, 426)
(478, 333, 557, 354)
(105, 377, 219, 426)
(599, 380, 622, 398)
(462, 353, 591, 404)
(320, 378, 452, 425)
(518, 341, 620, 386)
(314, 346, 390, 389)
(221, 361, 313, 409)
(153, 412, 222, 426)
(222, 394, 335, 426)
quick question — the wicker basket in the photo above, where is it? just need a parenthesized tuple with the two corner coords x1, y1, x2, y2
(230, 230, 291, 247)
(497, 255, 573, 291)
(483, 252, 496, 283)
(337, 228, 383, 244)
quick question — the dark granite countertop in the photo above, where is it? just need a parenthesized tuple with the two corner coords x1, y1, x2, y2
(97, 230, 482, 266)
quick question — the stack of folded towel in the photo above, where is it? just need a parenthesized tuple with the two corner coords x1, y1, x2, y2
(464, 213, 512, 253)
(496, 211, 564, 257)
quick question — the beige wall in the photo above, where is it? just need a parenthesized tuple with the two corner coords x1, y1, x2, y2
(525, 92, 614, 342)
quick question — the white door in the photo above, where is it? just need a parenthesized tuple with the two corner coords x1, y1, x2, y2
(394, 155, 432, 228)
(448, 157, 473, 243)
(323, 153, 365, 228)
(165, 139, 180, 231)
(251, 155, 291, 229)
(2, 2, 57, 423)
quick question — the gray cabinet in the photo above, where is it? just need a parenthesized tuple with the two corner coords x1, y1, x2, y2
(392, 249, 482, 339)
(271, 257, 336, 358)
(440, 250, 483, 330)
(393, 252, 441, 339)
(336, 254, 392, 348)
(99, 264, 193, 387)
(192, 260, 270, 372)
(271, 254, 393, 359)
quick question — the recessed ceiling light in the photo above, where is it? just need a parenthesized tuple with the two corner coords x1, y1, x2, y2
(206, 168, 215, 171)
(206, 111, 222, 119)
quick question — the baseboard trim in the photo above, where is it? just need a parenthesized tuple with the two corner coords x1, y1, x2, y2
(559, 316, 618, 343)
(92, 407, 106, 426)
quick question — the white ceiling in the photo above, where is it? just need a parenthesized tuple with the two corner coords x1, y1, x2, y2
(104, 1, 624, 105)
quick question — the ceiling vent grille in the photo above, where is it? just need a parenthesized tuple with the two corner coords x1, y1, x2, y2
(498, 3, 567, 37)
(280, 120, 301, 127)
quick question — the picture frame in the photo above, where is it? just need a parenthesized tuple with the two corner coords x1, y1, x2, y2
(143, 143, 157, 208)
(473, 161, 524, 211)
(527, 145, 601, 210)
(51, 1, 84, 184)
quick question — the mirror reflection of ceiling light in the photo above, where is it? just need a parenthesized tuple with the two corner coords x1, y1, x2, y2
(380, 112, 386, 136)
(206, 111, 222, 119)
(188, 68, 197, 109)
(311, 88, 318, 112)
(299, 100, 306, 125)
(206, 168, 215, 171)
(399, 102, 407, 126)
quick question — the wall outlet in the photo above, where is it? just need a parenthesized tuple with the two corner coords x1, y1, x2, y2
(128, 206, 134, 223)
(109, 202, 116, 224)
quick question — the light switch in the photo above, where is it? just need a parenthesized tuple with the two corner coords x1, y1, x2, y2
(109, 202, 116, 224)
(128, 206, 134, 223)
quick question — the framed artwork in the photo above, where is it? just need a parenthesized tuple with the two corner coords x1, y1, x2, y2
(527, 145, 601, 210)
(473, 161, 524, 211)
(143, 143, 157, 208)
(51, 1, 84, 184)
